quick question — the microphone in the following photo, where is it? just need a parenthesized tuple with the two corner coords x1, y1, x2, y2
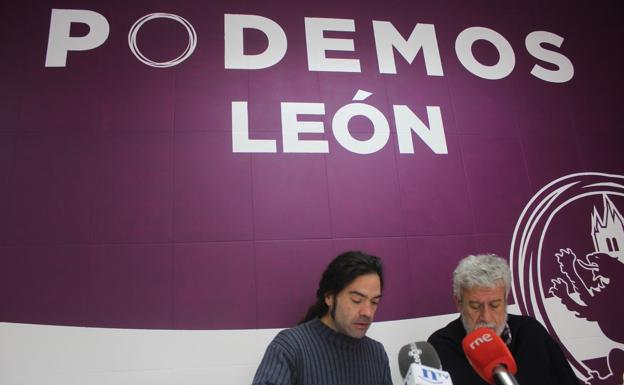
(461, 328, 519, 385)
(398, 341, 442, 376)
(398, 341, 452, 385)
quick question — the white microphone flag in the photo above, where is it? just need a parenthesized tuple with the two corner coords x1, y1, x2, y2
(404, 363, 453, 385)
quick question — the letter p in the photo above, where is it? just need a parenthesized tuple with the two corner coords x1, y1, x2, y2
(45, 9, 109, 67)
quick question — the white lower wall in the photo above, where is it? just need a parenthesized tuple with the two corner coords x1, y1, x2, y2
(0, 311, 460, 385)
(5, 304, 614, 385)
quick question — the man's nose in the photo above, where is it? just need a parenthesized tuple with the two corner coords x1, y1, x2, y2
(359, 302, 375, 318)
(479, 305, 493, 322)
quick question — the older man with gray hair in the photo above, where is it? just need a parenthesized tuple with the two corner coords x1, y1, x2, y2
(428, 254, 579, 385)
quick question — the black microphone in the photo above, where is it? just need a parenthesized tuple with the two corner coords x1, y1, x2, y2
(398, 341, 443, 377)
(398, 341, 452, 385)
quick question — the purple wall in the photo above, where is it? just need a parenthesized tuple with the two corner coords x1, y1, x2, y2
(0, 0, 622, 338)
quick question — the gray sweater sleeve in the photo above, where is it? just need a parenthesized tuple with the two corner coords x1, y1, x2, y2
(251, 337, 297, 385)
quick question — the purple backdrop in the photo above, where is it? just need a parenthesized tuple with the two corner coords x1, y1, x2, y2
(0, 1, 623, 334)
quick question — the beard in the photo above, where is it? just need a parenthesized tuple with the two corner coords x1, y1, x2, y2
(461, 311, 508, 336)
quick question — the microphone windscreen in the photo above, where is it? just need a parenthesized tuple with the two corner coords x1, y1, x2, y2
(462, 328, 517, 385)
(398, 341, 443, 377)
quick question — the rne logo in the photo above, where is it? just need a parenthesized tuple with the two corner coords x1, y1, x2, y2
(468, 333, 493, 350)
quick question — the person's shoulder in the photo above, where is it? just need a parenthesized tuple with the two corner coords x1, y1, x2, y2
(261, 324, 307, 363)
(507, 313, 551, 339)
(428, 317, 464, 343)
(271, 319, 319, 348)
(508, 313, 537, 323)
(274, 322, 308, 341)
(508, 313, 545, 329)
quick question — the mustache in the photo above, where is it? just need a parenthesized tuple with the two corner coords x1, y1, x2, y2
(460, 312, 507, 335)
(474, 322, 497, 329)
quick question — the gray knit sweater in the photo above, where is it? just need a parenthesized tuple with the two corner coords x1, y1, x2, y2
(251, 318, 393, 385)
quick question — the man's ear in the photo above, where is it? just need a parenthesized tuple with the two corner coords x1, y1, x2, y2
(454, 295, 462, 312)
(324, 293, 334, 308)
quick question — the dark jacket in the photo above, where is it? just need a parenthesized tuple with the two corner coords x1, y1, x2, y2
(428, 314, 580, 385)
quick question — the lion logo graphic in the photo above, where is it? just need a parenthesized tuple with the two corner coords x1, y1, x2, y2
(511, 173, 624, 385)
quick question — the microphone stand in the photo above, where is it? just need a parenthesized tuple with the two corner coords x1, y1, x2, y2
(492, 365, 520, 385)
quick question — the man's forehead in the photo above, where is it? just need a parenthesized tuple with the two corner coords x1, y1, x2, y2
(462, 284, 506, 299)
(341, 273, 381, 297)
(348, 289, 383, 299)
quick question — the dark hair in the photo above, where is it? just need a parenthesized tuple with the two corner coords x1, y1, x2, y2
(299, 250, 384, 324)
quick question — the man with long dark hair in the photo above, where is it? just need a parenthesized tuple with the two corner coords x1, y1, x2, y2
(251, 251, 393, 385)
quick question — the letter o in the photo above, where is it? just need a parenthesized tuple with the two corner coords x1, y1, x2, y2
(455, 27, 515, 80)
(128, 13, 197, 68)
(332, 103, 390, 154)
